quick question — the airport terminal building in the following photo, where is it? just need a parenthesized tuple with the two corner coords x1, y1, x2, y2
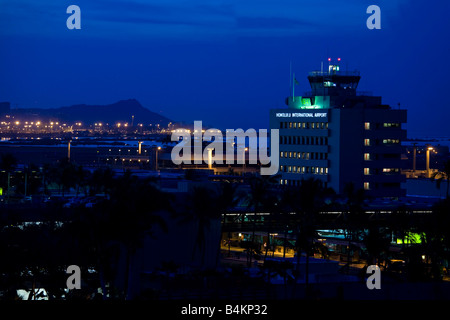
(270, 62, 407, 198)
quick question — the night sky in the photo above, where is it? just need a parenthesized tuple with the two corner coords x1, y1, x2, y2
(1, 0, 449, 137)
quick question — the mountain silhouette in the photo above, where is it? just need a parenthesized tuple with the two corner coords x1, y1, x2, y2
(10, 99, 172, 126)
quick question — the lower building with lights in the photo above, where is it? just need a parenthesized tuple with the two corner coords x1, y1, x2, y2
(270, 61, 407, 198)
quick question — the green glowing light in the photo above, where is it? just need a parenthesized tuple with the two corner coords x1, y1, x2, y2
(396, 232, 422, 245)
(301, 98, 311, 106)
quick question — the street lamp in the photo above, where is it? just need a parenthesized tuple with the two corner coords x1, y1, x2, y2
(426, 146, 433, 178)
(243, 147, 248, 175)
(68, 140, 71, 162)
(207, 148, 213, 170)
(155, 146, 161, 171)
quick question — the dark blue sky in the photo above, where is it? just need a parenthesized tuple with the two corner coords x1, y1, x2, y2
(1, 0, 449, 137)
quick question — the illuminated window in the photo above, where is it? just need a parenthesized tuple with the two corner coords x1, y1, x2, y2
(280, 152, 284, 158)
(365, 122, 370, 130)
(289, 152, 292, 158)
(383, 139, 400, 144)
(289, 122, 292, 128)
(383, 168, 399, 174)
(364, 168, 370, 175)
(364, 139, 370, 146)
(325, 168, 328, 175)
(383, 123, 400, 128)
(364, 182, 370, 190)
(364, 153, 371, 161)
(324, 81, 336, 87)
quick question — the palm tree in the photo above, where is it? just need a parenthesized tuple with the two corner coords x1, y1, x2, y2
(181, 185, 222, 267)
(0, 153, 17, 202)
(52, 158, 77, 196)
(215, 181, 242, 264)
(283, 177, 331, 296)
(74, 164, 90, 196)
(89, 167, 115, 197)
(245, 174, 279, 267)
(362, 225, 392, 268)
(342, 182, 366, 271)
(431, 159, 450, 198)
(106, 171, 170, 299)
(76, 170, 171, 299)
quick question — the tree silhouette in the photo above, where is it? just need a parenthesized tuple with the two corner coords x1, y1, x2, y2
(0, 153, 17, 201)
(105, 171, 170, 299)
(282, 177, 333, 296)
(245, 174, 279, 267)
(180, 185, 222, 267)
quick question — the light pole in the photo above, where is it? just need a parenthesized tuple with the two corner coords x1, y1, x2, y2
(207, 148, 213, 170)
(243, 147, 248, 175)
(426, 146, 433, 178)
(155, 146, 161, 171)
(68, 140, 71, 162)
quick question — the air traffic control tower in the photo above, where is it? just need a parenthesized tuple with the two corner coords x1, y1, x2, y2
(270, 59, 407, 198)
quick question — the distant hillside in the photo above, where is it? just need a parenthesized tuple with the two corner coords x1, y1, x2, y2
(10, 99, 172, 126)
